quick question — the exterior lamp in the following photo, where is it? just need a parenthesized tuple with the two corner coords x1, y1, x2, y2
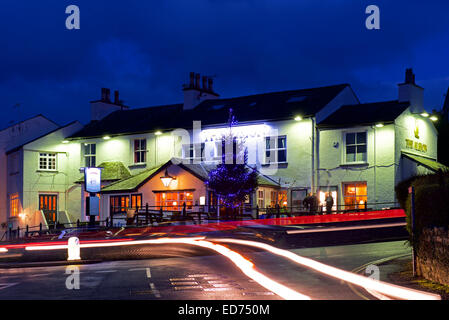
(294, 116, 302, 121)
(155, 131, 162, 136)
(375, 123, 384, 128)
(160, 168, 175, 187)
(62, 140, 69, 144)
(420, 112, 429, 118)
(430, 115, 438, 122)
(103, 136, 111, 140)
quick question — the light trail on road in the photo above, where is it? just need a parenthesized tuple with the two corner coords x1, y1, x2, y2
(213, 238, 441, 300)
(21, 236, 310, 300)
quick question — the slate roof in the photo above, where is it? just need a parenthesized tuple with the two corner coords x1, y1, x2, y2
(69, 84, 350, 139)
(318, 100, 410, 128)
(100, 158, 280, 193)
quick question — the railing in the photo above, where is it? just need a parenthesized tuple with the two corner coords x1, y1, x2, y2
(0, 201, 399, 241)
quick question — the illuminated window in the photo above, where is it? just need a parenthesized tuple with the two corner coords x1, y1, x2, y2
(156, 191, 194, 211)
(343, 182, 367, 210)
(83, 143, 96, 167)
(131, 194, 142, 210)
(134, 139, 147, 164)
(39, 153, 57, 171)
(110, 195, 130, 215)
(265, 136, 287, 163)
(10, 194, 19, 217)
(257, 190, 264, 208)
(345, 132, 367, 163)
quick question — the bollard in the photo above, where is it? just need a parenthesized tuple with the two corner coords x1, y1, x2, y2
(67, 237, 81, 261)
(105, 217, 109, 228)
(145, 203, 149, 225)
(26, 225, 29, 237)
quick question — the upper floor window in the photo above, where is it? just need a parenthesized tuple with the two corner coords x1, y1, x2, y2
(265, 136, 287, 164)
(83, 143, 96, 167)
(345, 132, 367, 163)
(134, 139, 147, 164)
(182, 143, 205, 161)
(39, 153, 56, 171)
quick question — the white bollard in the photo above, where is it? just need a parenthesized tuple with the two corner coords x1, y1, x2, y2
(67, 237, 81, 261)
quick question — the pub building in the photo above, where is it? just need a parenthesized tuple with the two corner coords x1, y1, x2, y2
(2, 69, 447, 230)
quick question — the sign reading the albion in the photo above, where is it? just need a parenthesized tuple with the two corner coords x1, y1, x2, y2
(84, 167, 102, 193)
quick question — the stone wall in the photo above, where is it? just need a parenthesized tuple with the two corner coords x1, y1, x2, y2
(416, 227, 449, 286)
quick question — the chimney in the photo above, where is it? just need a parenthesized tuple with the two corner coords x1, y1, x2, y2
(91, 88, 128, 121)
(202, 76, 208, 91)
(101, 88, 111, 102)
(183, 72, 219, 110)
(208, 78, 213, 92)
(398, 68, 424, 114)
(114, 90, 120, 105)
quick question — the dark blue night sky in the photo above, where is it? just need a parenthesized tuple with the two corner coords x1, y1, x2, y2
(1, 0, 449, 128)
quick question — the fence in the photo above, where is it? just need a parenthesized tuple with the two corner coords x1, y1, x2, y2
(0, 201, 399, 241)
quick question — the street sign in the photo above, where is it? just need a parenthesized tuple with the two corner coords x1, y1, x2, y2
(84, 167, 102, 193)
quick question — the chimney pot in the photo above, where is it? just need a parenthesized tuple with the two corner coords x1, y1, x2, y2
(202, 76, 208, 91)
(114, 90, 120, 104)
(189, 72, 195, 88)
(195, 73, 201, 89)
(208, 78, 213, 92)
(405, 68, 415, 84)
(101, 88, 111, 102)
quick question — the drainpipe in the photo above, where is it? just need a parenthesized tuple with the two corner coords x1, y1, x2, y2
(311, 117, 316, 193)
(316, 121, 320, 194)
(373, 126, 377, 210)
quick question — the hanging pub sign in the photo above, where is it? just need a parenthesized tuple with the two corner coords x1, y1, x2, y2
(84, 167, 102, 193)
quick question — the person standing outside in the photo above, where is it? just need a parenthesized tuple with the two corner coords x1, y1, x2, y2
(325, 193, 334, 214)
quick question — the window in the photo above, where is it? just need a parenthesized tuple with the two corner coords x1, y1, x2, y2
(110, 195, 130, 215)
(155, 191, 194, 211)
(345, 132, 367, 163)
(84, 143, 96, 167)
(131, 194, 142, 210)
(39, 153, 56, 171)
(182, 143, 205, 161)
(257, 190, 264, 208)
(10, 194, 19, 217)
(134, 139, 147, 164)
(265, 136, 287, 163)
(343, 182, 367, 210)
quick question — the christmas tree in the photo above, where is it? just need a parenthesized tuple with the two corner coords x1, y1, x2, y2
(206, 109, 259, 218)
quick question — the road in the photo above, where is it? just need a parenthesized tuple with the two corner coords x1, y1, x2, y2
(0, 240, 411, 300)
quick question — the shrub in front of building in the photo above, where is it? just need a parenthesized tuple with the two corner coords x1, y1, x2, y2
(395, 171, 449, 246)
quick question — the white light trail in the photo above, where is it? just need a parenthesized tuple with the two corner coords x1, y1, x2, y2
(0, 248, 8, 253)
(23, 236, 310, 300)
(213, 238, 441, 300)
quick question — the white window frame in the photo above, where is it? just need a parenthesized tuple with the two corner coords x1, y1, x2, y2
(133, 139, 147, 164)
(264, 135, 287, 164)
(83, 143, 96, 168)
(342, 130, 368, 164)
(39, 153, 57, 171)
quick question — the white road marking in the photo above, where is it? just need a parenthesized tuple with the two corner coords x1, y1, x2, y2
(0, 283, 19, 290)
(286, 222, 406, 234)
(149, 283, 161, 298)
(146, 268, 151, 278)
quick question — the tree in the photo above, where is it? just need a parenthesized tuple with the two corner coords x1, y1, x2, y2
(206, 109, 259, 218)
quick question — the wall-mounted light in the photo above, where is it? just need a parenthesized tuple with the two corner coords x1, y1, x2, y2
(420, 112, 429, 118)
(103, 136, 111, 140)
(160, 168, 176, 187)
(294, 116, 302, 121)
(155, 131, 162, 136)
(18, 213, 26, 220)
(375, 123, 384, 128)
(62, 140, 69, 144)
(430, 115, 438, 122)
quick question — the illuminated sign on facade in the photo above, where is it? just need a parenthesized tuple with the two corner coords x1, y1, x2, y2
(405, 139, 427, 153)
(84, 167, 102, 193)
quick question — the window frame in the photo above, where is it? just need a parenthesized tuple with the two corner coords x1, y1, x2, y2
(264, 135, 287, 164)
(83, 143, 96, 168)
(38, 152, 57, 171)
(342, 130, 368, 164)
(10, 193, 19, 217)
(133, 138, 147, 164)
(342, 182, 367, 210)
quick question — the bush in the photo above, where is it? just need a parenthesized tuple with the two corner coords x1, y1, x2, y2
(395, 171, 449, 246)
